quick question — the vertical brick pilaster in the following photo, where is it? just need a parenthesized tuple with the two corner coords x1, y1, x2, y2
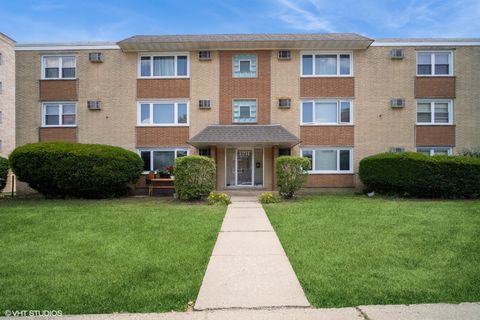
(272, 146, 279, 191)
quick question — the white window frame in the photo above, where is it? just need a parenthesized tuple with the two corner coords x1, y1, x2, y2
(137, 52, 189, 78)
(137, 101, 189, 126)
(41, 55, 77, 80)
(138, 148, 189, 173)
(41, 102, 77, 127)
(232, 99, 257, 123)
(238, 59, 252, 73)
(300, 52, 353, 77)
(300, 148, 354, 174)
(416, 147, 453, 156)
(416, 51, 454, 76)
(300, 99, 353, 125)
(416, 99, 453, 125)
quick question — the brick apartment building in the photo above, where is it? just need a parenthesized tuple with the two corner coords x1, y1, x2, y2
(12, 33, 480, 192)
(0, 32, 15, 192)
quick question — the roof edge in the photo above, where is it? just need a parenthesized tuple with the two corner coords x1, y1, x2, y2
(15, 42, 119, 51)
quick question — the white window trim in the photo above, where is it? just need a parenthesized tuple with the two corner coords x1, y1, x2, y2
(232, 54, 257, 78)
(300, 147, 354, 174)
(300, 99, 353, 125)
(137, 101, 189, 126)
(41, 55, 77, 80)
(416, 99, 453, 125)
(300, 51, 353, 77)
(416, 51, 454, 76)
(137, 52, 190, 79)
(137, 148, 189, 173)
(416, 147, 453, 156)
(232, 99, 257, 123)
(41, 102, 77, 127)
(238, 59, 252, 73)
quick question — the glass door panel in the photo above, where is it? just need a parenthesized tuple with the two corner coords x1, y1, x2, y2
(237, 150, 253, 185)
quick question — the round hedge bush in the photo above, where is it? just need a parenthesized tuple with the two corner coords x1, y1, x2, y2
(275, 156, 310, 198)
(9, 142, 143, 198)
(0, 156, 9, 191)
(359, 152, 480, 198)
(173, 155, 216, 200)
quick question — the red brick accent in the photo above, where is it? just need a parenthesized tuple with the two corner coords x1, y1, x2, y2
(300, 77, 354, 98)
(136, 127, 189, 147)
(415, 77, 455, 98)
(39, 127, 77, 142)
(137, 79, 190, 99)
(300, 126, 354, 146)
(39, 80, 77, 101)
(272, 146, 279, 191)
(219, 51, 271, 124)
(415, 125, 456, 147)
(305, 174, 355, 187)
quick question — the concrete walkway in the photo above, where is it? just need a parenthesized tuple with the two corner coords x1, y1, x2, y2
(18, 303, 480, 320)
(194, 196, 310, 310)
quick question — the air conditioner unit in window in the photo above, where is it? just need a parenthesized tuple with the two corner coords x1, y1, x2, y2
(390, 147, 405, 153)
(199, 100, 211, 109)
(278, 50, 291, 60)
(390, 48, 405, 59)
(89, 52, 103, 62)
(198, 51, 211, 61)
(390, 98, 405, 108)
(278, 98, 291, 109)
(87, 100, 102, 110)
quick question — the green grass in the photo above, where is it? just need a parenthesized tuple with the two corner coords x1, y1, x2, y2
(0, 198, 225, 314)
(264, 194, 480, 308)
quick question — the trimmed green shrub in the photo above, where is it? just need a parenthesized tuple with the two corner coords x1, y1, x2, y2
(9, 142, 143, 198)
(258, 192, 281, 204)
(174, 155, 216, 200)
(0, 156, 8, 191)
(275, 156, 310, 199)
(359, 152, 480, 198)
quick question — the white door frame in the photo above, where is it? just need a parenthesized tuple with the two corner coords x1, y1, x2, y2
(225, 147, 264, 187)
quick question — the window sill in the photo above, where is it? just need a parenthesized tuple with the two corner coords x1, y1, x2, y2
(308, 171, 354, 175)
(137, 76, 189, 80)
(136, 124, 189, 127)
(41, 125, 77, 128)
(415, 74, 455, 77)
(300, 75, 353, 78)
(40, 78, 77, 81)
(415, 123, 454, 126)
(301, 123, 354, 126)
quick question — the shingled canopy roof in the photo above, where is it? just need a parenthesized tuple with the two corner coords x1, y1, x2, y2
(189, 125, 300, 148)
(117, 33, 373, 51)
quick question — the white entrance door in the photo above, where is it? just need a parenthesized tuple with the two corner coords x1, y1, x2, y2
(225, 148, 263, 187)
(236, 150, 253, 186)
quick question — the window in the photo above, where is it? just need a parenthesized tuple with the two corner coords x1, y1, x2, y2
(198, 51, 211, 60)
(139, 149, 188, 172)
(278, 50, 291, 60)
(233, 54, 256, 77)
(41, 103, 76, 127)
(301, 53, 352, 76)
(138, 102, 189, 126)
(233, 100, 256, 123)
(417, 147, 452, 156)
(417, 51, 453, 76)
(139, 54, 189, 77)
(42, 56, 76, 79)
(301, 148, 353, 173)
(278, 98, 291, 108)
(301, 100, 352, 125)
(199, 148, 211, 157)
(416, 100, 452, 124)
(279, 148, 291, 156)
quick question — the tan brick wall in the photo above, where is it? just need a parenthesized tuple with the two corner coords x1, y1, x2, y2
(0, 34, 15, 192)
(300, 126, 354, 146)
(354, 46, 417, 186)
(415, 76, 455, 98)
(137, 79, 189, 99)
(39, 79, 77, 101)
(300, 77, 355, 98)
(136, 127, 189, 147)
(219, 51, 271, 124)
(190, 51, 220, 137)
(415, 125, 456, 147)
(39, 127, 77, 142)
(305, 174, 355, 187)
(454, 46, 480, 153)
(270, 50, 300, 137)
(76, 50, 137, 150)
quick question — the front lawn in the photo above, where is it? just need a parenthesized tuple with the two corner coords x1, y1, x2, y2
(0, 198, 225, 314)
(264, 194, 480, 308)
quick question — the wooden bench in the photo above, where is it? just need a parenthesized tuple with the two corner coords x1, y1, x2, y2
(146, 177, 175, 196)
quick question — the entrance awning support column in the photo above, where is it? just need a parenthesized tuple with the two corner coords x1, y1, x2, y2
(272, 146, 279, 191)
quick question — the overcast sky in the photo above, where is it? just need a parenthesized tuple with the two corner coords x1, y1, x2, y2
(1, 0, 479, 42)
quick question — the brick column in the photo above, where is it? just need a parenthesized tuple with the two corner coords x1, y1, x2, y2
(272, 146, 279, 191)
